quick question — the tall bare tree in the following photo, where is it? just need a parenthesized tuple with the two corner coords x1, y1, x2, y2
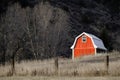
(33, 2, 70, 73)
(34, 2, 70, 59)
(2, 3, 25, 74)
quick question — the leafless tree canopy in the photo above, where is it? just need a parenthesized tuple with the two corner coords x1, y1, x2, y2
(0, 2, 70, 63)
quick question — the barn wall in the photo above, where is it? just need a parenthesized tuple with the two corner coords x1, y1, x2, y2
(97, 49, 106, 53)
(74, 34, 95, 58)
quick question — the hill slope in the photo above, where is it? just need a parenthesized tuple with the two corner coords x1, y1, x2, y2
(0, 0, 120, 61)
(50, 0, 120, 50)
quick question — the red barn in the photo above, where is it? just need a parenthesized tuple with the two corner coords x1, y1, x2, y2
(71, 32, 107, 59)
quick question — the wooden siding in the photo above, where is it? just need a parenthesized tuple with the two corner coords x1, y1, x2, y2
(74, 34, 95, 58)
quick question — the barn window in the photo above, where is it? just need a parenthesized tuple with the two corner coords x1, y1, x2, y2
(82, 35, 87, 42)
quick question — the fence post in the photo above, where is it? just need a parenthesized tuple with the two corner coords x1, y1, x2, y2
(105, 55, 109, 74)
(54, 57, 58, 75)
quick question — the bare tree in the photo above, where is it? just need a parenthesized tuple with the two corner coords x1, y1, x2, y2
(0, 1, 70, 66)
(24, 7, 37, 59)
(33, 2, 70, 73)
(34, 2, 70, 59)
(3, 3, 25, 74)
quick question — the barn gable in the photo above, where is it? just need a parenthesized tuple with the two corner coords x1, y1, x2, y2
(71, 32, 107, 50)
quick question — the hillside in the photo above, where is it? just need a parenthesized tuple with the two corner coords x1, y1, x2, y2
(0, 0, 120, 61)
(50, 0, 120, 50)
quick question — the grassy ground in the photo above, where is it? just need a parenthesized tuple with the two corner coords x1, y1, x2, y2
(0, 76, 120, 80)
(0, 52, 120, 77)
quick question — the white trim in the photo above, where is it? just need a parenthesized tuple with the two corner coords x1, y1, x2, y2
(91, 37, 97, 48)
(95, 48, 97, 55)
(71, 32, 84, 49)
(72, 49, 74, 60)
(71, 32, 93, 49)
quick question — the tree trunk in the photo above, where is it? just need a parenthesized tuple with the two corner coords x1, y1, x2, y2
(2, 49, 6, 66)
(11, 53, 15, 75)
(11, 46, 20, 75)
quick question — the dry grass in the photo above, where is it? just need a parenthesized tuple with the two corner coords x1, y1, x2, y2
(1, 76, 120, 80)
(0, 52, 120, 77)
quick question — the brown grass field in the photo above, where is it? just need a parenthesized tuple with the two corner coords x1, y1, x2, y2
(0, 51, 120, 80)
(0, 76, 120, 80)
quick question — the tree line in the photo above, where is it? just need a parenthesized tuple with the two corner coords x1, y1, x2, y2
(0, 2, 70, 65)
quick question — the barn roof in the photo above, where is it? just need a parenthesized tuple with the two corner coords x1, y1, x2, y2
(71, 32, 107, 50)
